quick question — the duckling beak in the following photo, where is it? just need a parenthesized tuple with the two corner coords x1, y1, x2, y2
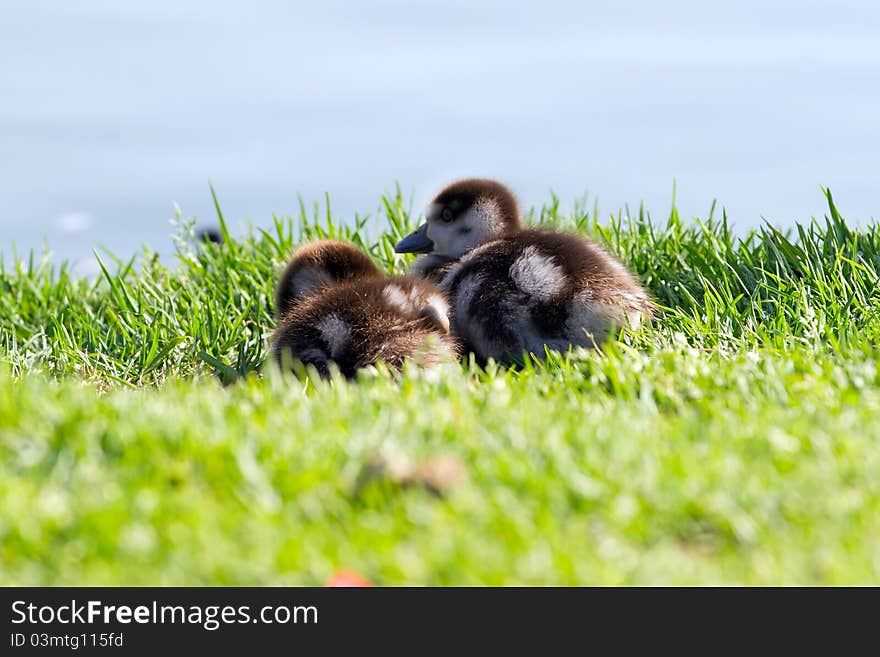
(395, 223, 434, 254)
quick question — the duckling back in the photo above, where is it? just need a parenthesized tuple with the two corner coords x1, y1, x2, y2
(439, 229, 652, 361)
(272, 276, 457, 378)
(275, 240, 380, 320)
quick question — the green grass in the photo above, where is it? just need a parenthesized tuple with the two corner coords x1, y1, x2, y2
(1, 187, 879, 584)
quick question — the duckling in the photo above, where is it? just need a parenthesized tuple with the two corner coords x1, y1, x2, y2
(272, 240, 457, 377)
(395, 178, 652, 361)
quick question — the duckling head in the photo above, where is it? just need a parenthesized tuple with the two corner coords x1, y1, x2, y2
(395, 178, 522, 260)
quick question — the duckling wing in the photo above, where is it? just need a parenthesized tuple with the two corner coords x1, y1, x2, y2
(441, 240, 547, 360)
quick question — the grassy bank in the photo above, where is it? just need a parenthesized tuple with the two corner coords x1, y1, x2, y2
(1, 189, 879, 584)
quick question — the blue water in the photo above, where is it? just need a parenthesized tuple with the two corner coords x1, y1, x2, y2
(2, 1, 879, 270)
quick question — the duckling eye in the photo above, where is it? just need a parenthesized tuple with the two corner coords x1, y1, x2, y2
(441, 207, 454, 223)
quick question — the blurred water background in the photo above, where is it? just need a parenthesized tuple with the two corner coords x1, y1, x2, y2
(1, 0, 878, 270)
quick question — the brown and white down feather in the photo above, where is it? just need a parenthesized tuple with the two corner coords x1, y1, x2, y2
(274, 239, 381, 320)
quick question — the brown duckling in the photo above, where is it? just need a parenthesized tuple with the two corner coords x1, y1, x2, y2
(395, 178, 652, 361)
(272, 240, 457, 377)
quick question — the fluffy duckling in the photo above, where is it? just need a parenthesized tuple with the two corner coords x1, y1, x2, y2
(395, 179, 652, 361)
(272, 240, 457, 377)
